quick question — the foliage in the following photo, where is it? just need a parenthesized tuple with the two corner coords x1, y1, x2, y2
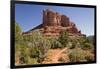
(29, 46, 39, 58)
(81, 42, 94, 50)
(70, 39, 78, 49)
(25, 31, 51, 63)
(15, 43, 29, 64)
(48, 38, 62, 49)
(69, 37, 94, 51)
(68, 48, 86, 62)
(20, 46, 29, 64)
(58, 31, 69, 48)
(15, 22, 22, 42)
(27, 58, 38, 64)
(15, 22, 22, 35)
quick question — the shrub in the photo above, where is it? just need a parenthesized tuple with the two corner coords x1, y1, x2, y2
(15, 45, 21, 65)
(15, 43, 30, 64)
(70, 40, 76, 49)
(27, 58, 38, 64)
(19, 45, 30, 64)
(15, 22, 23, 42)
(82, 43, 93, 50)
(50, 39, 62, 49)
(69, 38, 80, 49)
(58, 31, 69, 48)
(28, 31, 51, 63)
(29, 46, 39, 58)
(68, 48, 86, 62)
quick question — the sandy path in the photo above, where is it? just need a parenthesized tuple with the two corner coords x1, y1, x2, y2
(42, 47, 68, 64)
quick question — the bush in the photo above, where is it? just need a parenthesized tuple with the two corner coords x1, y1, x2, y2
(15, 45, 21, 65)
(49, 38, 62, 49)
(68, 48, 86, 62)
(29, 46, 39, 58)
(69, 38, 80, 49)
(27, 58, 38, 64)
(82, 43, 93, 50)
(15, 22, 23, 42)
(58, 31, 69, 47)
(28, 31, 51, 63)
(19, 45, 30, 64)
(15, 43, 30, 64)
(70, 39, 77, 49)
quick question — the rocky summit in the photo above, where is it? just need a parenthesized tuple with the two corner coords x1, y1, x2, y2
(23, 9, 85, 37)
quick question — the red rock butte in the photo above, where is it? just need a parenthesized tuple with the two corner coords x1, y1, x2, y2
(23, 9, 85, 37)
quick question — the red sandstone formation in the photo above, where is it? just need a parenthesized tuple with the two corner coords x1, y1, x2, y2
(24, 9, 84, 37)
(42, 9, 82, 37)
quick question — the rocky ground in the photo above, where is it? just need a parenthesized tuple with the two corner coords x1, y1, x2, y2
(42, 47, 70, 64)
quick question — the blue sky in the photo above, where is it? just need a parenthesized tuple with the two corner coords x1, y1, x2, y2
(15, 4, 95, 36)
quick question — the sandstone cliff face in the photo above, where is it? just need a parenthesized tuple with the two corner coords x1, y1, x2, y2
(42, 9, 82, 37)
(61, 15, 70, 27)
(24, 9, 83, 37)
(43, 9, 61, 27)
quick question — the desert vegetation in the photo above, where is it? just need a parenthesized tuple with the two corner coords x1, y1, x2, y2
(15, 22, 95, 65)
